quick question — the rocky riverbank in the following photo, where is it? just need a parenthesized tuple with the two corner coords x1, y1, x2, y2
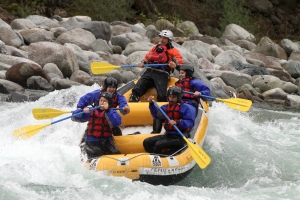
(1, 14, 300, 111)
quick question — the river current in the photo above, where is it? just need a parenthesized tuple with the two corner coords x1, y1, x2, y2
(1, 84, 300, 200)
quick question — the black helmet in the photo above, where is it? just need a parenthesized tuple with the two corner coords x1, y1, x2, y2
(100, 92, 113, 107)
(104, 77, 118, 89)
(167, 86, 183, 103)
(180, 65, 194, 78)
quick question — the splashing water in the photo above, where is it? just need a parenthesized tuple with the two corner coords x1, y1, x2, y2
(1, 85, 300, 200)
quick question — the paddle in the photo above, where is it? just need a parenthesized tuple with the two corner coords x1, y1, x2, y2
(32, 107, 123, 120)
(90, 62, 168, 74)
(183, 91, 252, 112)
(13, 106, 102, 139)
(152, 100, 211, 169)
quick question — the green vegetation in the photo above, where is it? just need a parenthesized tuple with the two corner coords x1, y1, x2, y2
(219, 0, 250, 32)
(182, 27, 195, 37)
(1, 0, 299, 41)
(67, 0, 135, 22)
(1, 0, 47, 18)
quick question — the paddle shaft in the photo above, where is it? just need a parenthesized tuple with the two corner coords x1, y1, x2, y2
(50, 106, 102, 125)
(152, 100, 211, 169)
(120, 63, 168, 68)
(183, 91, 216, 100)
(152, 101, 186, 138)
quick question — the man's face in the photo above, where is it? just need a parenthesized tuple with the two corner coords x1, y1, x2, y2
(179, 70, 186, 79)
(160, 36, 169, 45)
(106, 86, 116, 94)
(168, 94, 178, 105)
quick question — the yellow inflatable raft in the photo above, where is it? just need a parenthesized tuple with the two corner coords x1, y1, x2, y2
(84, 77, 209, 185)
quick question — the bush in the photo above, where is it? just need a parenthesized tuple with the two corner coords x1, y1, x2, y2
(67, 0, 136, 22)
(219, 0, 250, 32)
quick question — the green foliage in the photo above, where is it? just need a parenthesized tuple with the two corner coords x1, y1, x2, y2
(182, 27, 194, 37)
(68, 0, 135, 22)
(2, 0, 48, 18)
(219, 0, 251, 32)
(139, 12, 154, 26)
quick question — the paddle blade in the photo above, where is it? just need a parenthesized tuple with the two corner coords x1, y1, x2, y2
(13, 124, 50, 139)
(32, 108, 71, 120)
(183, 137, 211, 169)
(90, 62, 120, 74)
(216, 98, 252, 112)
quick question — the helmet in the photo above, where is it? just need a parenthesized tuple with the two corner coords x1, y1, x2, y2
(159, 30, 174, 41)
(180, 65, 194, 78)
(104, 77, 118, 89)
(100, 92, 113, 107)
(167, 86, 183, 103)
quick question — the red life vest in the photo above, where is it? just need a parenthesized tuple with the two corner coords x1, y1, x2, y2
(175, 78, 195, 99)
(164, 103, 191, 133)
(87, 109, 112, 138)
(148, 45, 169, 64)
(111, 93, 118, 108)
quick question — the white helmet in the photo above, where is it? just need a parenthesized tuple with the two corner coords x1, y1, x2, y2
(159, 30, 174, 41)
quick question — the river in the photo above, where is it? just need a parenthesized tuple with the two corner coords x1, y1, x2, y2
(1, 84, 300, 200)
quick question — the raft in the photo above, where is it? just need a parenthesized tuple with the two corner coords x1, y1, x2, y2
(83, 77, 209, 185)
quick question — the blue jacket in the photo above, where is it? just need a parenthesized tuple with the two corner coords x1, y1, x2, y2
(76, 89, 129, 115)
(189, 78, 210, 96)
(149, 102, 196, 135)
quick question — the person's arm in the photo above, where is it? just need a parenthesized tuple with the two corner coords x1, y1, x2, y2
(105, 110, 122, 127)
(191, 79, 211, 96)
(116, 93, 130, 115)
(147, 96, 165, 120)
(76, 90, 100, 109)
(177, 104, 195, 129)
(169, 47, 184, 71)
(71, 109, 90, 122)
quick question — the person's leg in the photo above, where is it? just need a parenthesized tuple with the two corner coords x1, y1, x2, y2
(130, 70, 154, 102)
(143, 135, 164, 153)
(153, 71, 168, 102)
(154, 135, 186, 154)
(103, 139, 121, 154)
(84, 141, 105, 160)
(150, 71, 168, 132)
(112, 127, 122, 136)
(151, 119, 164, 134)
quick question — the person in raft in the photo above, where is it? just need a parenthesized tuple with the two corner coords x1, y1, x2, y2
(75, 77, 130, 136)
(175, 64, 211, 109)
(129, 29, 184, 134)
(72, 92, 122, 161)
(143, 86, 196, 155)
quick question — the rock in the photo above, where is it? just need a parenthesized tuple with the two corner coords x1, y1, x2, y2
(6, 62, 51, 86)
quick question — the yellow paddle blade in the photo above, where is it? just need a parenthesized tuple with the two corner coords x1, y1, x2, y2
(183, 137, 211, 169)
(13, 124, 50, 139)
(32, 108, 71, 120)
(90, 62, 121, 74)
(216, 98, 252, 112)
